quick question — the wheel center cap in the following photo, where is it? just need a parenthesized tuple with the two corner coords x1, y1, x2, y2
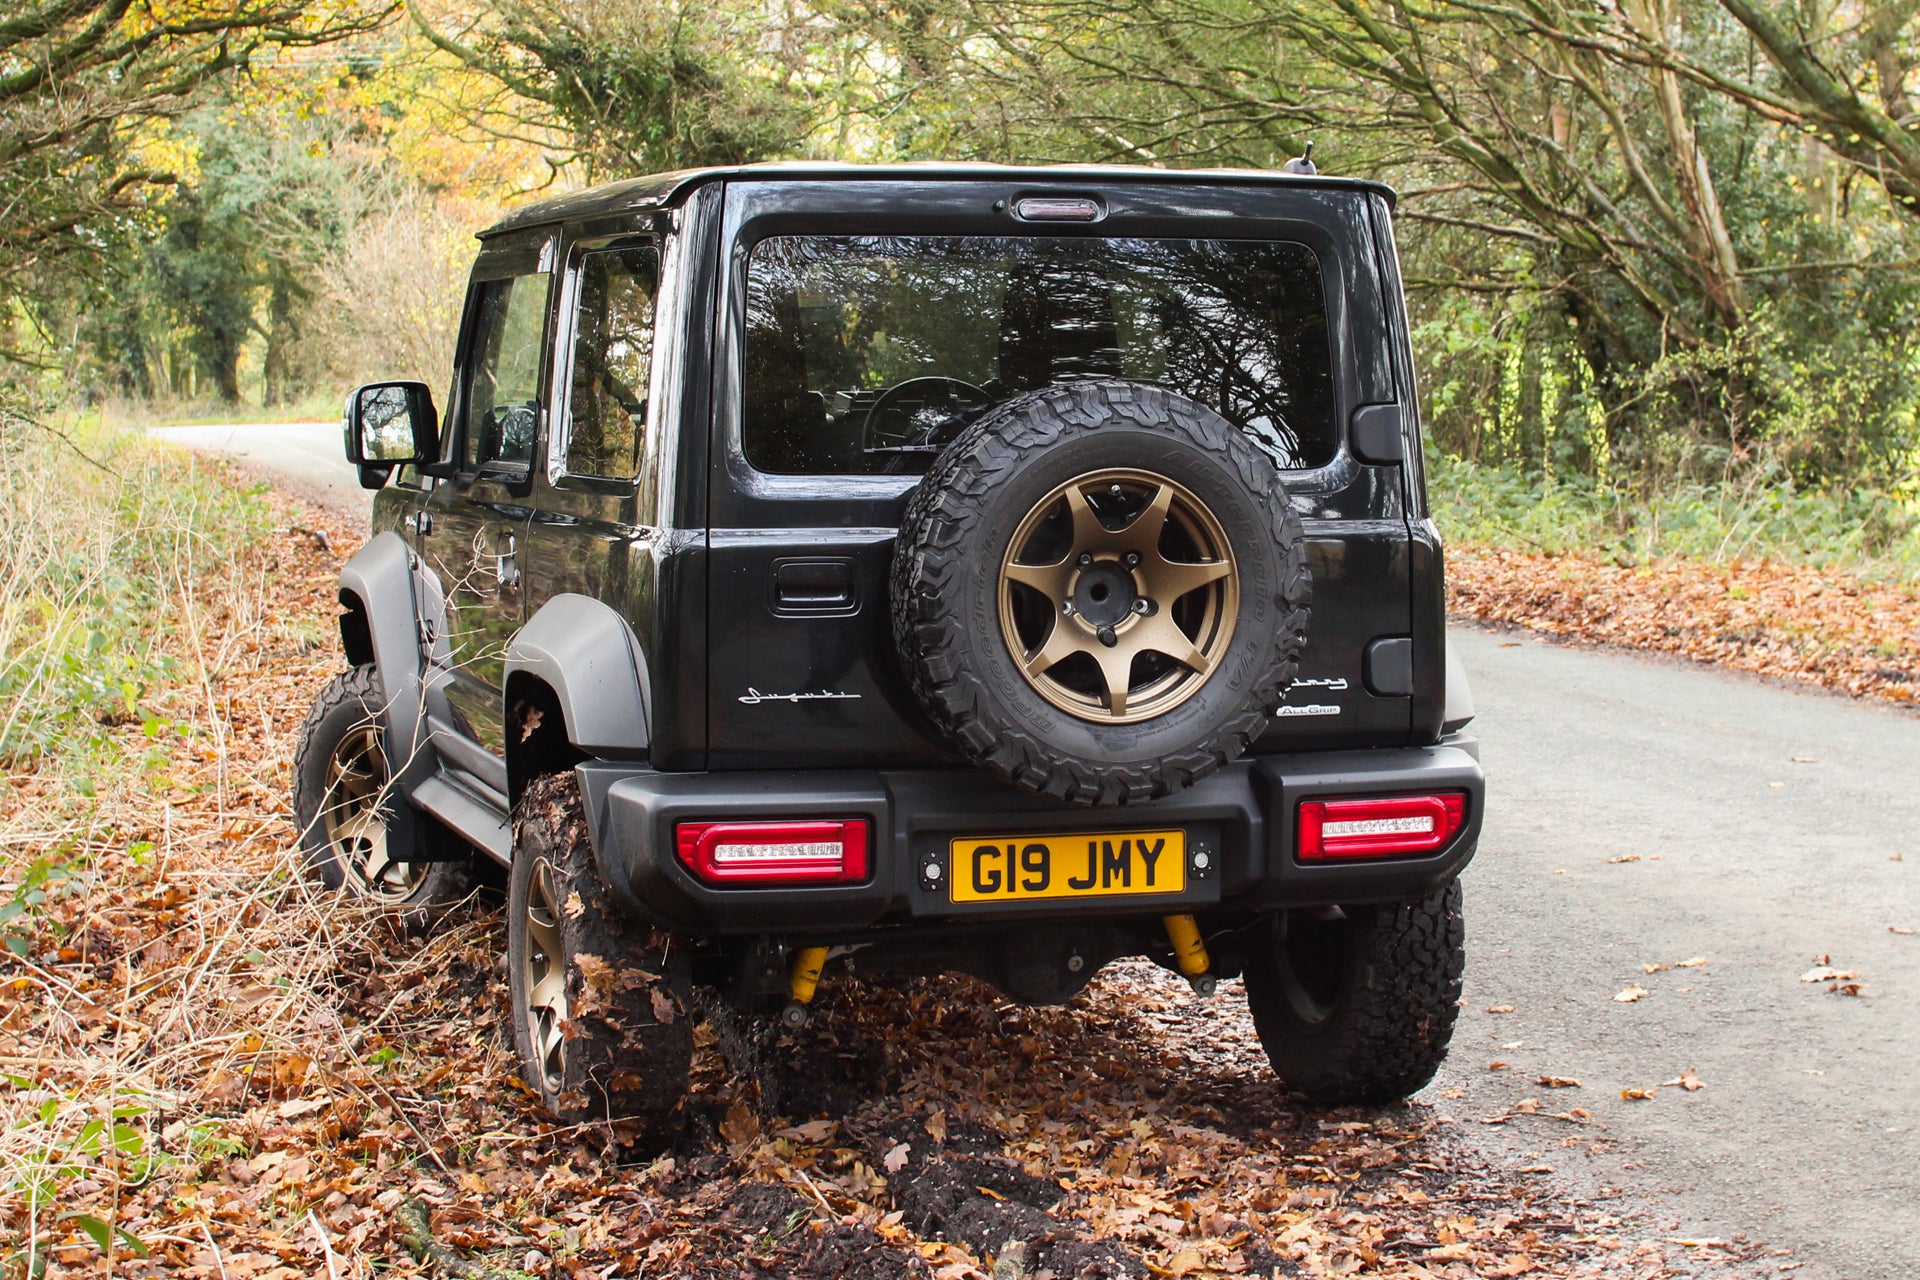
(1071, 561, 1137, 628)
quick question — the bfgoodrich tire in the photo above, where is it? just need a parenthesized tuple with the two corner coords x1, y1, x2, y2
(1243, 881, 1466, 1105)
(892, 380, 1310, 806)
(507, 773, 693, 1142)
(291, 665, 468, 912)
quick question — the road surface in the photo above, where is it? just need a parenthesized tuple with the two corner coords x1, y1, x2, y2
(149, 422, 370, 521)
(160, 420, 1919, 1277)
(1439, 629, 1917, 1278)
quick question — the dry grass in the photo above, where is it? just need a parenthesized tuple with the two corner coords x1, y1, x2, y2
(0, 421, 420, 1275)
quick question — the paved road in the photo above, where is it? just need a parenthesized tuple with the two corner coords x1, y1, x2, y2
(149, 422, 371, 522)
(1439, 628, 1918, 1278)
(162, 421, 1918, 1276)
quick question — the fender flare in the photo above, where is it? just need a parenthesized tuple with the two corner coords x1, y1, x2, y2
(504, 594, 651, 759)
(337, 531, 436, 793)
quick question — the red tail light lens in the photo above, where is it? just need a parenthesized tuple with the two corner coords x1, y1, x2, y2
(676, 819, 870, 885)
(1297, 794, 1466, 862)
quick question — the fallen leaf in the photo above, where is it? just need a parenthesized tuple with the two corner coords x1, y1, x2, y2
(1830, 981, 1865, 997)
(274, 1096, 330, 1119)
(1670, 1238, 1730, 1249)
(1487, 1005, 1516, 1014)
(1614, 984, 1649, 1003)
(778, 1119, 838, 1143)
(1164, 1247, 1205, 1275)
(1789, 756, 1818, 763)
(1890, 926, 1914, 936)
(1535, 1076, 1581, 1089)
(1799, 966, 1857, 984)
(1621, 1087, 1655, 1101)
(1662, 1071, 1706, 1092)
(1675, 956, 1709, 968)
(924, 1109, 948, 1143)
(883, 1142, 911, 1174)
(1606, 854, 1642, 864)
(1641, 963, 1668, 974)
(1486, 1061, 1511, 1071)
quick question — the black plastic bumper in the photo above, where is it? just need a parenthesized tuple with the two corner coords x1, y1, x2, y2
(576, 741, 1483, 937)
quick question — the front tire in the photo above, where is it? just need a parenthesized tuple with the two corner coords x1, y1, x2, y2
(507, 773, 693, 1141)
(292, 666, 468, 910)
(1243, 881, 1465, 1105)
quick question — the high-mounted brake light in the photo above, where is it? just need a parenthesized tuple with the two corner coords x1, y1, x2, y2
(1013, 196, 1102, 222)
(676, 819, 869, 885)
(1296, 794, 1466, 862)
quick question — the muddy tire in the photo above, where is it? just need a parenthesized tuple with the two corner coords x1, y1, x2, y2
(507, 773, 693, 1140)
(892, 380, 1310, 806)
(292, 665, 468, 911)
(1243, 881, 1465, 1105)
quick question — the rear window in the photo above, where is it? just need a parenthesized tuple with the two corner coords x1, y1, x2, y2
(742, 235, 1337, 477)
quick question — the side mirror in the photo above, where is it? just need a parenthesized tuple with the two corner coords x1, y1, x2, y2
(344, 382, 439, 473)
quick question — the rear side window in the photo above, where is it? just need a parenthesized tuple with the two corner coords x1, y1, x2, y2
(565, 245, 659, 480)
(742, 235, 1337, 477)
(463, 272, 551, 472)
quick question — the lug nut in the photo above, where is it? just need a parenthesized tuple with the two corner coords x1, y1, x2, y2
(1067, 954, 1085, 973)
(1124, 552, 1140, 567)
(1097, 625, 1118, 647)
(1131, 598, 1150, 615)
(1062, 600, 1076, 616)
(1109, 484, 1124, 496)
(1077, 552, 1094, 567)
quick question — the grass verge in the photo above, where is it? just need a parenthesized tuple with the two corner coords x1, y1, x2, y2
(1432, 455, 1920, 707)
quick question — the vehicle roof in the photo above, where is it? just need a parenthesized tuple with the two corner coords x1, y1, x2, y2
(478, 161, 1397, 239)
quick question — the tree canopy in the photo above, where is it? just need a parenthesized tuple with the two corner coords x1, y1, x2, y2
(3, 0, 1917, 500)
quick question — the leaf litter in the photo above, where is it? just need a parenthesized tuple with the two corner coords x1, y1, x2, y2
(0, 482, 1789, 1279)
(1449, 545, 1920, 708)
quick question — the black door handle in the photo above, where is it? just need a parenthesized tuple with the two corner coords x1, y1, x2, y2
(772, 558, 857, 615)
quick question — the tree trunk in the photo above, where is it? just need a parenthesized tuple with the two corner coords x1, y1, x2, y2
(1625, 0, 1746, 327)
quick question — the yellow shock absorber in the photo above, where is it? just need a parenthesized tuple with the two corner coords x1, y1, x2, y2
(782, 946, 831, 1028)
(1163, 914, 1217, 994)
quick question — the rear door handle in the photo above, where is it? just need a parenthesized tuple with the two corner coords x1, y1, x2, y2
(772, 557, 857, 615)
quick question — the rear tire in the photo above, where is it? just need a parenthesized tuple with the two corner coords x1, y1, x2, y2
(292, 665, 469, 911)
(1242, 881, 1465, 1104)
(507, 773, 693, 1142)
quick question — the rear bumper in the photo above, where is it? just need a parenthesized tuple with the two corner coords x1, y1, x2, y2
(577, 741, 1483, 937)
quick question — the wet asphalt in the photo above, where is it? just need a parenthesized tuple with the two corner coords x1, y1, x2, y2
(158, 422, 1919, 1277)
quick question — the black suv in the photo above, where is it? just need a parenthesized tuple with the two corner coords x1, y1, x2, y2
(294, 163, 1482, 1135)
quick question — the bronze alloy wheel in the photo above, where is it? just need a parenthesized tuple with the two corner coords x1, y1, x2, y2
(519, 858, 569, 1094)
(320, 724, 431, 903)
(998, 467, 1239, 724)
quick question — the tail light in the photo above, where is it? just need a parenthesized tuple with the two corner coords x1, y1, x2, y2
(676, 819, 869, 885)
(1297, 794, 1467, 862)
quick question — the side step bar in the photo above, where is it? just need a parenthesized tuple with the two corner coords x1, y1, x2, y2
(411, 772, 511, 864)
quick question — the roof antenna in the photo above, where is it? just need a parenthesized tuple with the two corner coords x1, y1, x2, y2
(1282, 141, 1317, 175)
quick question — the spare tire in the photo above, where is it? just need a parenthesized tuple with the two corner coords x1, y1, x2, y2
(891, 380, 1310, 805)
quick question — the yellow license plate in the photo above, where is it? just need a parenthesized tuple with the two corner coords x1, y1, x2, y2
(948, 829, 1186, 903)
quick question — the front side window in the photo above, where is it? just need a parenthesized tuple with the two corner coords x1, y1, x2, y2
(463, 272, 551, 472)
(565, 245, 659, 479)
(741, 235, 1337, 477)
